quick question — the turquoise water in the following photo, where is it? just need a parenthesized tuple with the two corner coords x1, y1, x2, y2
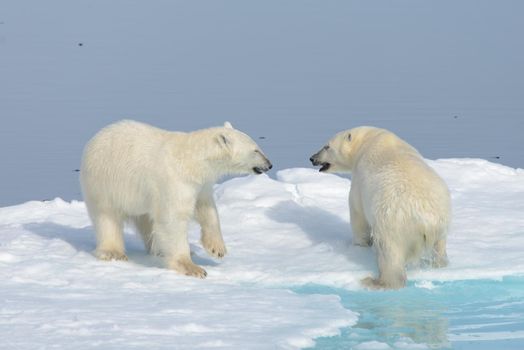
(295, 277, 524, 349)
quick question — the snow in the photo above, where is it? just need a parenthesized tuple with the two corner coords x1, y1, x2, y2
(1, 159, 524, 348)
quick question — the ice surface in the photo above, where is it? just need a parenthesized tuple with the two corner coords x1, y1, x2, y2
(1, 159, 524, 348)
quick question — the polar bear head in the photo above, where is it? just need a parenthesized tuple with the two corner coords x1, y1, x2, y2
(212, 122, 272, 175)
(310, 126, 381, 173)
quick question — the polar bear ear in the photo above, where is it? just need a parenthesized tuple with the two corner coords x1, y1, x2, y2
(224, 121, 234, 129)
(216, 134, 232, 151)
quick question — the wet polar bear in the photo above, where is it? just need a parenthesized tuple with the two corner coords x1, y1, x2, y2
(310, 126, 450, 289)
(80, 120, 272, 278)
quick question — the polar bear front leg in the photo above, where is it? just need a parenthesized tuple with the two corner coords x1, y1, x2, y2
(153, 196, 207, 278)
(350, 205, 372, 247)
(196, 185, 227, 259)
(157, 218, 207, 278)
(349, 189, 372, 247)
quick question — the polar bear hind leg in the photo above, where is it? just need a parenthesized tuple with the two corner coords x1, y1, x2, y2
(362, 238, 407, 290)
(432, 235, 449, 268)
(93, 211, 128, 261)
(133, 214, 156, 255)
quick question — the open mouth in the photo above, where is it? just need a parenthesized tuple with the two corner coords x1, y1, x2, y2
(253, 167, 265, 174)
(253, 162, 272, 175)
(310, 156, 331, 172)
(319, 163, 331, 172)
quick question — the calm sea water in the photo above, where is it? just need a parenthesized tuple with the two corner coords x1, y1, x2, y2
(297, 277, 524, 349)
(1, 1, 523, 206)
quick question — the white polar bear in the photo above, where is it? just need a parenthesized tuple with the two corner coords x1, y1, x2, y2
(310, 126, 451, 289)
(80, 120, 272, 278)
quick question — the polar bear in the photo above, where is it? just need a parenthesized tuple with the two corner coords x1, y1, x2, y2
(310, 126, 450, 289)
(80, 120, 272, 278)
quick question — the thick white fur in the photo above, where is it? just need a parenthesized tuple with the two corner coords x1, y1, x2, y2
(311, 126, 451, 289)
(80, 120, 271, 278)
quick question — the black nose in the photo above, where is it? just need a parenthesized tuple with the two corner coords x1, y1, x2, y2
(309, 156, 314, 162)
(268, 163, 273, 170)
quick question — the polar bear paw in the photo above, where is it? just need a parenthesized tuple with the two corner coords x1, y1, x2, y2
(201, 235, 227, 259)
(95, 250, 128, 261)
(361, 276, 406, 290)
(431, 254, 449, 268)
(170, 258, 208, 279)
(361, 277, 385, 290)
(353, 236, 373, 247)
